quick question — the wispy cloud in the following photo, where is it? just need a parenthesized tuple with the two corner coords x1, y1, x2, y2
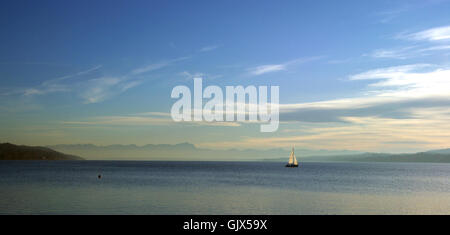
(249, 64, 286, 76)
(199, 45, 221, 52)
(199, 63, 450, 151)
(375, 7, 409, 24)
(80, 76, 143, 104)
(63, 112, 241, 127)
(3, 54, 194, 104)
(327, 58, 353, 64)
(402, 25, 450, 41)
(63, 115, 173, 126)
(370, 45, 450, 59)
(348, 64, 432, 81)
(418, 44, 450, 52)
(1, 64, 144, 104)
(179, 71, 206, 80)
(368, 25, 450, 59)
(1, 65, 103, 97)
(247, 56, 323, 76)
(131, 56, 190, 75)
(374, 1, 447, 24)
(348, 64, 450, 97)
(83, 56, 192, 103)
(199, 114, 450, 152)
(179, 71, 223, 80)
(275, 63, 450, 123)
(368, 46, 418, 59)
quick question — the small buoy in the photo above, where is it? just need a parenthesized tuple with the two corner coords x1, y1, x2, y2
(98, 174, 102, 179)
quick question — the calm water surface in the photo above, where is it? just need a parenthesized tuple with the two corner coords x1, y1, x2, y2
(0, 161, 449, 214)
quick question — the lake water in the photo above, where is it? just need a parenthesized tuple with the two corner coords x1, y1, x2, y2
(0, 161, 449, 214)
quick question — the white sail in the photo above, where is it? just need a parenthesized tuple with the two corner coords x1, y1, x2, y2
(286, 147, 299, 167)
(288, 150, 294, 164)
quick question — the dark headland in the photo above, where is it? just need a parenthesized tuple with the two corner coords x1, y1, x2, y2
(0, 143, 84, 160)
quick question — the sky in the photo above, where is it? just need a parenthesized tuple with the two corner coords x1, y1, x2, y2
(1, 0, 450, 153)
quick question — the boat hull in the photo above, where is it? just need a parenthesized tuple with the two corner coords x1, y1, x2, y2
(285, 164, 298, 167)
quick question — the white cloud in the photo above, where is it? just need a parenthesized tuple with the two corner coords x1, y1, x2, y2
(81, 77, 121, 103)
(13, 65, 103, 97)
(131, 56, 190, 75)
(349, 64, 432, 80)
(198, 114, 450, 152)
(417, 45, 450, 52)
(249, 64, 286, 75)
(374, 7, 409, 24)
(4, 55, 192, 104)
(5, 64, 146, 104)
(373, 1, 446, 25)
(63, 112, 241, 127)
(261, 63, 450, 125)
(199, 45, 221, 52)
(179, 71, 223, 80)
(369, 46, 418, 59)
(82, 55, 192, 103)
(120, 80, 142, 92)
(368, 25, 450, 60)
(179, 71, 205, 79)
(80, 76, 144, 104)
(248, 56, 323, 76)
(368, 44, 450, 59)
(131, 62, 170, 75)
(23, 85, 68, 96)
(349, 64, 450, 97)
(404, 25, 450, 41)
(199, 62, 450, 151)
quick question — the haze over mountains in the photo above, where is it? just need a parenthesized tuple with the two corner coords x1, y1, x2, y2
(48, 143, 362, 161)
(47, 143, 450, 163)
(1, 142, 449, 162)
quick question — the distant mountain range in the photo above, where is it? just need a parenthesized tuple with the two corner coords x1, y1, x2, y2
(1, 142, 449, 163)
(265, 152, 450, 163)
(48, 143, 292, 161)
(0, 143, 84, 160)
(46, 143, 450, 163)
(426, 148, 450, 154)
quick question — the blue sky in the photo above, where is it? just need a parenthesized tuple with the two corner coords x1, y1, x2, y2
(2, 0, 450, 153)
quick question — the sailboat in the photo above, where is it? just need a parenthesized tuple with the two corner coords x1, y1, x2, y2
(285, 147, 299, 167)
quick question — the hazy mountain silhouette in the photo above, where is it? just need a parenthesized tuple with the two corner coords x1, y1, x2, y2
(48, 143, 362, 161)
(5, 142, 450, 162)
(0, 143, 84, 160)
(268, 151, 450, 163)
(426, 148, 450, 154)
